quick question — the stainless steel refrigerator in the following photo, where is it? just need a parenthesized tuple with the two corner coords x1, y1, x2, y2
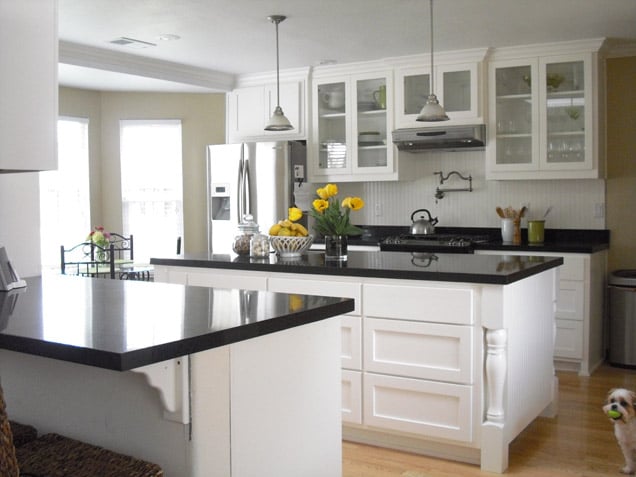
(207, 141, 310, 254)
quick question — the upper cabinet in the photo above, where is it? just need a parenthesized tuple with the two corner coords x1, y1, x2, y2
(391, 49, 488, 128)
(309, 65, 410, 182)
(486, 40, 605, 180)
(226, 68, 309, 143)
(0, 0, 58, 173)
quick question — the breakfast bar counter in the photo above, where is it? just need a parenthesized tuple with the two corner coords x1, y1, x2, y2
(151, 250, 563, 473)
(0, 275, 353, 476)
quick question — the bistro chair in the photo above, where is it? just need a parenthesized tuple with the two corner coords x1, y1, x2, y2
(0, 383, 163, 477)
(60, 242, 116, 279)
(109, 233, 134, 261)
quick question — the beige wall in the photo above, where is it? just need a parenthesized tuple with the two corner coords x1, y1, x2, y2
(59, 88, 226, 254)
(606, 56, 636, 271)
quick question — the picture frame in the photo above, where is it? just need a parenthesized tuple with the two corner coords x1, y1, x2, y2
(0, 246, 27, 291)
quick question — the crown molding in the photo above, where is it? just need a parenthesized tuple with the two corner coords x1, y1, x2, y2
(59, 40, 236, 92)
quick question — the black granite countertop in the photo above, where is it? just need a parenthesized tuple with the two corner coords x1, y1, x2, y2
(0, 275, 353, 371)
(343, 226, 609, 254)
(151, 251, 563, 285)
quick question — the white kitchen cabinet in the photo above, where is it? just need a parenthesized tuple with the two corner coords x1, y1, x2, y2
(226, 71, 308, 143)
(310, 66, 411, 182)
(476, 249, 607, 376)
(0, 0, 58, 172)
(390, 48, 488, 129)
(394, 63, 481, 128)
(486, 40, 605, 180)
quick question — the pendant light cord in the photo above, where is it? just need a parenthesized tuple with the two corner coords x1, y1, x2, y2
(429, 0, 434, 96)
(274, 18, 281, 107)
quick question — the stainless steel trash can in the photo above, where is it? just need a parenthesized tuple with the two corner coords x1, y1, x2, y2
(608, 270, 636, 367)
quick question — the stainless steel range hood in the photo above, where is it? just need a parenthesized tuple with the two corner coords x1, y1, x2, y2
(392, 124, 486, 152)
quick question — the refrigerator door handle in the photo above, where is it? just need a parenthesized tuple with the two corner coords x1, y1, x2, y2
(243, 156, 252, 217)
(237, 144, 246, 222)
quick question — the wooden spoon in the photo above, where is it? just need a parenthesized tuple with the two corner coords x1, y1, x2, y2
(496, 207, 505, 218)
(519, 206, 527, 218)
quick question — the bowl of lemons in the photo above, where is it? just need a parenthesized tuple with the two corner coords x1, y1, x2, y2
(269, 219, 313, 258)
(269, 234, 314, 258)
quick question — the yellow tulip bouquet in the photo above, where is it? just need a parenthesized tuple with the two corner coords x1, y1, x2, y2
(309, 183, 364, 237)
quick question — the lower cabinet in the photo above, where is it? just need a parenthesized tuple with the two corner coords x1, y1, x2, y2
(476, 249, 607, 376)
(152, 263, 558, 473)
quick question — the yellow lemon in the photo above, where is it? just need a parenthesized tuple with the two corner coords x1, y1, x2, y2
(269, 224, 281, 236)
(295, 224, 308, 236)
(278, 227, 292, 236)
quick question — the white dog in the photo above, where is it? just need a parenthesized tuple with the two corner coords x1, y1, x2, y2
(604, 388, 636, 474)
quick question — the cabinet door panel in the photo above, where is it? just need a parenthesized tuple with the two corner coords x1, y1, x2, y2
(341, 315, 362, 370)
(342, 370, 362, 424)
(365, 318, 473, 384)
(364, 373, 473, 442)
(364, 283, 474, 324)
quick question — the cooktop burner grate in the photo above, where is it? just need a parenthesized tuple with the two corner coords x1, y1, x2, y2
(379, 234, 492, 253)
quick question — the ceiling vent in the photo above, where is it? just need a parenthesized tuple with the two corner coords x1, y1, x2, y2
(109, 37, 156, 49)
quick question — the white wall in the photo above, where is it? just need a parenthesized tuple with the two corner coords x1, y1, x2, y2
(336, 150, 605, 229)
(0, 173, 42, 277)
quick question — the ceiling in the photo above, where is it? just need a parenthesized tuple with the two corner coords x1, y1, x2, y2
(58, 0, 636, 93)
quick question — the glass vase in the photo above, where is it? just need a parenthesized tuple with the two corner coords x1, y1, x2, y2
(324, 235, 348, 261)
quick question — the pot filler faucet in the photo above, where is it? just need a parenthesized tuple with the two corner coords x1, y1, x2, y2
(433, 170, 473, 200)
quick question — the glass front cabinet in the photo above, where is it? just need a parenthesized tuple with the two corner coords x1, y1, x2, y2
(310, 70, 399, 182)
(394, 62, 481, 128)
(487, 48, 601, 180)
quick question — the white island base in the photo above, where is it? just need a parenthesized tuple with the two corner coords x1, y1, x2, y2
(0, 318, 342, 477)
(154, 260, 560, 474)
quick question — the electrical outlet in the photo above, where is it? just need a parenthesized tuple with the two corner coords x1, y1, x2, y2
(594, 203, 605, 218)
(374, 203, 382, 217)
(293, 165, 304, 180)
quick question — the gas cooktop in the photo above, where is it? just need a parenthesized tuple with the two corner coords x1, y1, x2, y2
(379, 234, 492, 254)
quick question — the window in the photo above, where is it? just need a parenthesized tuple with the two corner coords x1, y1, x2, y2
(119, 120, 183, 263)
(39, 117, 91, 270)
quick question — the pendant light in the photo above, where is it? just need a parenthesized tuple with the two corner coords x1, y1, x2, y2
(264, 15, 294, 131)
(416, 0, 449, 122)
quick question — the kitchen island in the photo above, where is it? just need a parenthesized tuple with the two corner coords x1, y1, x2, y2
(152, 250, 563, 473)
(0, 275, 353, 476)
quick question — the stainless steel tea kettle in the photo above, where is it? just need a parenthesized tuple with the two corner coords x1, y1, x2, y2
(410, 209, 438, 235)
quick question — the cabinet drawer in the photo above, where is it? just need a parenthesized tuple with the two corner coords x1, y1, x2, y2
(268, 277, 361, 316)
(560, 256, 586, 281)
(341, 315, 362, 370)
(364, 318, 473, 384)
(554, 318, 583, 359)
(342, 370, 362, 424)
(364, 373, 473, 443)
(363, 283, 475, 324)
(186, 271, 267, 290)
(556, 280, 584, 320)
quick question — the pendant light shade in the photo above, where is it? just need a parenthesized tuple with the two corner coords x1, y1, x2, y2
(417, 0, 449, 122)
(265, 15, 294, 131)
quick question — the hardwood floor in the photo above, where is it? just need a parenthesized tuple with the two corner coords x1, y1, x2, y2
(343, 364, 636, 476)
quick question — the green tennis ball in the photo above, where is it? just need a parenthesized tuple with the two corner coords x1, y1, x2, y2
(608, 409, 622, 419)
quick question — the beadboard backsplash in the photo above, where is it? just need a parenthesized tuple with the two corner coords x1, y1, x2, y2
(333, 150, 606, 229)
